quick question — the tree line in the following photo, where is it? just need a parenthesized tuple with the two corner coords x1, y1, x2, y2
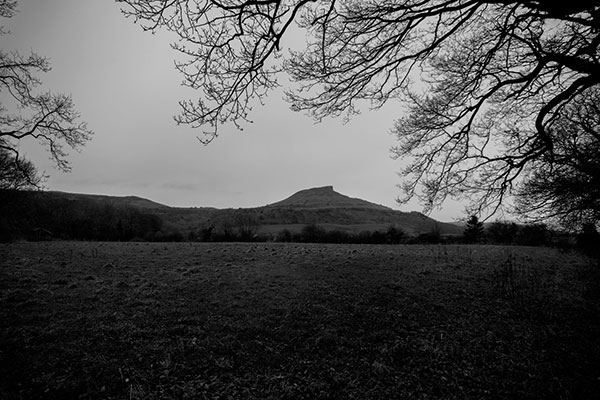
(0, 190, 165, 242)
(188, 217, 598, 256)
(463, 216, 599, 257)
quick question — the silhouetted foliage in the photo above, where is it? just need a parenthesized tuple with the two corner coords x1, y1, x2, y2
(516, 88, 600, 229)
(0, 148, 42, 189)
(300, 224, 327, 243)
(412, 225, 443, 245)
(486, 221, 519, 245)
(323, 229, 350, 244)
(198, 225, 215, 242)
(0, 190, 163, 242)
(385, 225, 406, 244)
(515, 224, 550, 247)
(214, 217, 236, 242)
(119, 0, 600, 223)
(577, 223, 600, 258)
(0, 2, 92, 188)
(275, 224, 407, 244)
(483, 220, 575, 248)
(463, 215, 484, 244)
(276, 229, 293, 243)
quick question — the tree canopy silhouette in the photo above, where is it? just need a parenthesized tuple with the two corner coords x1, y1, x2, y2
(0, 0, 92, 189)
(463, 215, 484, 243)
(0, 147, 42, 189)
(118, 0, 600, 223)
(515, 86, 600, 228)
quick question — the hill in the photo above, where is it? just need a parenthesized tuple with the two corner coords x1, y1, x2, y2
(0, 187, 462, 241)
(160, 186, 462, 237)
(268, 186, 391, 210)
(0, 190, 166, 242)
(248, 187, 460, 236)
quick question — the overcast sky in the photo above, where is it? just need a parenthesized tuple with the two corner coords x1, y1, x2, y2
(3, 0, 466, 221)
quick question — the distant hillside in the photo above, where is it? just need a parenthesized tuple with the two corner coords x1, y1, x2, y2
(247, 186, 461, 236)
(159, 186, 462, 237)
(0, 187, 463, 241)
(0, 190, 165, 242)
(50, 191, 170, 210)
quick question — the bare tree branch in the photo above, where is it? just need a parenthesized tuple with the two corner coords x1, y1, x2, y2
(0, 1, 93, 189)
(118, 0, 600, 224)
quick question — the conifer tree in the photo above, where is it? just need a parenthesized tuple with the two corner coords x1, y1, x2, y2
(464, 215, 484, 244)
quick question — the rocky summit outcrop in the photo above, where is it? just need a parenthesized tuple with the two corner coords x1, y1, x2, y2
(267, 186, 391, 210)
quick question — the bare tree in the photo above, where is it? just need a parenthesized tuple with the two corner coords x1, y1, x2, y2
(515, 87, 600, 228)
(118, 0, 599, 220)
(234, 210, 260, 240)
(0, 0, 92, 189)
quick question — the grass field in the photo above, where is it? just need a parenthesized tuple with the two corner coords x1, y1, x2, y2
(1, 242, 599, 399)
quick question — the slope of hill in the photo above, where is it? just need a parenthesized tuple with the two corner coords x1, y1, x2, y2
(1, 187, 463, 241)
(158, 186, 460, 236)
(246, 186, 460, 236)
(0, 189, 166, 242)
(50, 191, 170, 210)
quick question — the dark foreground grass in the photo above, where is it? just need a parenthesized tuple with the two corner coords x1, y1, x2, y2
(1, 242, 599, 399)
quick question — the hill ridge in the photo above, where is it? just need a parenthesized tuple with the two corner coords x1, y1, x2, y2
(48, 191, 169, 210)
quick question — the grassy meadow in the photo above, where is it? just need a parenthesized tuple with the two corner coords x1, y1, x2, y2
(1, 242, 599, 399)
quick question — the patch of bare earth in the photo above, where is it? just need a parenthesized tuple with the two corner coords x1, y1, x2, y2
(1, 242, 598, 399)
